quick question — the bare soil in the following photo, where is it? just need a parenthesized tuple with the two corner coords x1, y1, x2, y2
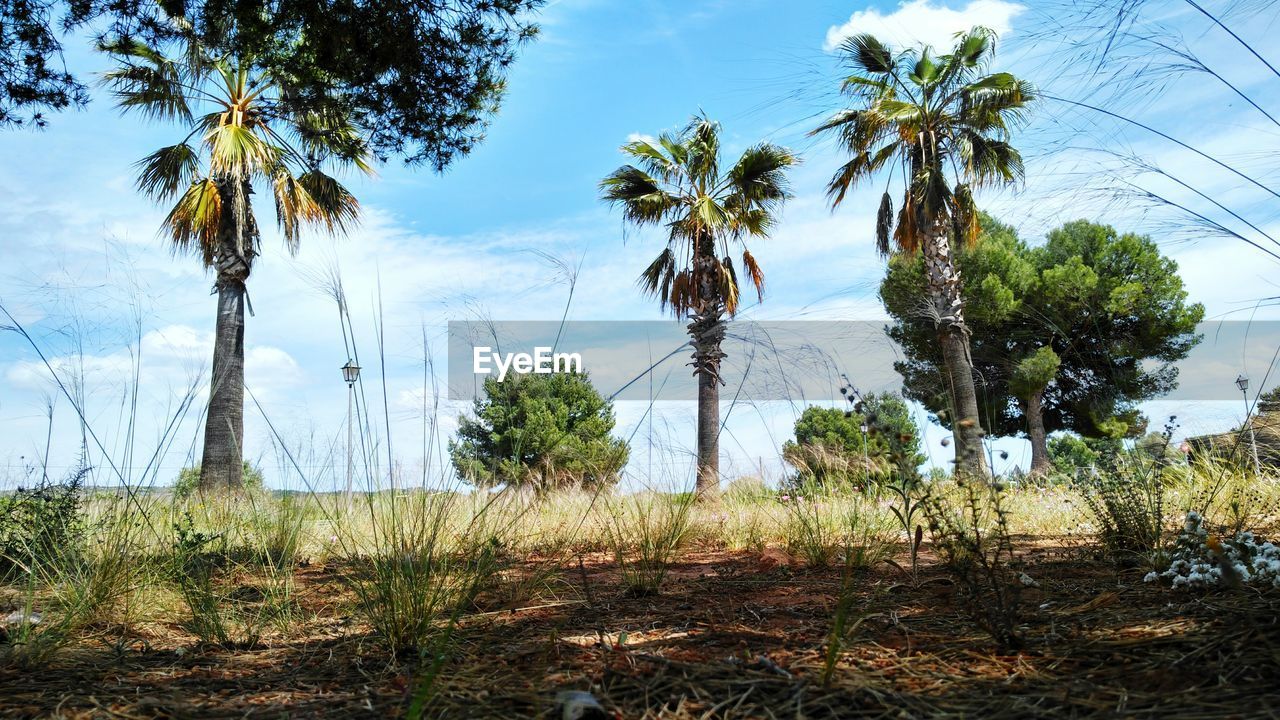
(3, 539, 1279, 718)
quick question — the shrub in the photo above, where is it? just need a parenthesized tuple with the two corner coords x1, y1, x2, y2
(780, 484, 843, 567)
(173, 462, 265, 497)
(923, 479, 1025, 650)
(1145, 511, 1280, 589)
(167, 507, 295, 648)
(451, 371, 629, 492)
(1049, 434, 1118, 477)
(1075, 452, 1168, 565)
(0, 467, 87, 579)
(783, 393, 923, 489)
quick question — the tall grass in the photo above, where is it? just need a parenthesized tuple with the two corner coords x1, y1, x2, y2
(601, 490, 697, 596)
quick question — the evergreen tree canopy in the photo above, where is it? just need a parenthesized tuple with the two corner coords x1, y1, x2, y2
(783, 393, 923, 486)
(881, 216, 1203, 467)
(1, 0, 541, 169)
(450, 371, 628, 491)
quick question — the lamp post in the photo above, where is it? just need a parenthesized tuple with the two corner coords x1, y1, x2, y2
(342, 360, 361, 498)
(859, 422, 869, 485)
(1237, 374, 1261, 475)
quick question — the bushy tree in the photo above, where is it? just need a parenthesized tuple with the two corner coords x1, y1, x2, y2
(882, 216, 1203, 475)
(783, 393, 923, 487)
(450, 371, 629, 492)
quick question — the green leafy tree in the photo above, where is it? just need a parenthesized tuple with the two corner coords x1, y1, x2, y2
(450, 371, 629, 492)
(103, 38, 371, 490)
(2, 0, 541, 163)
(783, 393, 923, 487)
(813, 27, 1035, 477)
(600, 116, 796, 496)
(1049, 434, 1118, 476)
(882, 216, 1203, 475)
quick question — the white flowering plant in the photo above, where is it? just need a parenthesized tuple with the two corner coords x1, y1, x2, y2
(1146, 510, 1280, 589)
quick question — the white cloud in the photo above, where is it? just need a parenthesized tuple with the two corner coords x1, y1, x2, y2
(824, 0, 1025, 52)
(6, 324, 302, 398)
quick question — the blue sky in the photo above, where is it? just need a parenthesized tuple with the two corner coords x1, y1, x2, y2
(2, 0, 1278, 490)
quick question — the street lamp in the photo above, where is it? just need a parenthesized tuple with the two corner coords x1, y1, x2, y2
(342, 360, 361, 386)
(1237, 374, 1261, 475)
(859, 422, 869, 483)
(342, 360, 361, 498)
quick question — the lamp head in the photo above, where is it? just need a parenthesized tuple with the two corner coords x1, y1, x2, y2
(342, 360, 361, 386)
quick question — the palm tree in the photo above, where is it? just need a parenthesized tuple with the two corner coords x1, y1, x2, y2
(103, 38, 371, 490)
(813, 27, 1034, 477)
(600, 117, 796, 496)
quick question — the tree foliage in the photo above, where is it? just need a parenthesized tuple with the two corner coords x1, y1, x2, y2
(2, 0, 541, 169)
(450, 371, 629, 491)
(782, 393, 923, 487)
(599, 116, 796, 320)
(881, 216, 1204, 452)
(102, 37, 371, 265)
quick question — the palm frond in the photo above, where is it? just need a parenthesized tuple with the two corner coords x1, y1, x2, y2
(621, 138, 678, 182)
(840, 33, 895, 74)
(291, 107, 376, 175)
(163, 178, 222, 264)
(300, 170, 362, 233)
(719, 258, 740, 316)
(742, 249, 765, 301)
(684, 116, 721, 187)
(272, 169, 362, 252)
(951, 27, 995, 67)
(730, 207, 775, 237)
(101, 61, 193, 122)
(670, 269, 694, 316)
(204, 120, 278, 176)
(728, 143, 796, 207)
(840, 74, 892, 97)
(957, 130, 1024, 186)
(951, 184, 980, 246)
(135, 143, 200, 200)
(894, 194, 920, 255)
(824, 141, 899, 208)
(876, 192, 894, 256)
(638, 247, 678, 309)
(599, 166, 676, 225)
(693, 195, 730, 232)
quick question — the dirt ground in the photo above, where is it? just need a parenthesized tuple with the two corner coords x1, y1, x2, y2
(3, 538, 1279, 719)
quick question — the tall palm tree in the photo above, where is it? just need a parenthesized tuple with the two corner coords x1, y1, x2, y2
(600, 117, 796, 496)
(103, 38, 372, 490)
(813, 27, 1034, 477)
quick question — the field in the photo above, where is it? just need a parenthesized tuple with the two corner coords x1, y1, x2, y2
(3, 472, 1280, 719)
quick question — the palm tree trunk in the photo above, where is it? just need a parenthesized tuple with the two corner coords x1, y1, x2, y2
(689, 306, 725, 498)
(688, 246, 726, 498)
(1024, 390, 1051, 477)
(922, 218, 989, 479)
(200, 178, 258, 491)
